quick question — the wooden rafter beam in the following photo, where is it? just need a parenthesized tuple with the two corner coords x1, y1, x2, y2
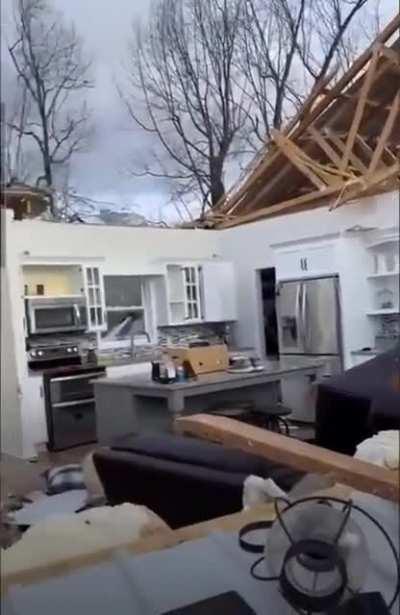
(272, 130, 328, 189)
(217, 162, 399, 228)
(339, 46, 380, 171)
(380, 45, 400, 68)
(326, 131, 369, 173)
(368, 92, 400, 175)
(177, 415, 400, 502)
(308, 126, 344, 168)
(320, 90, 393, 111)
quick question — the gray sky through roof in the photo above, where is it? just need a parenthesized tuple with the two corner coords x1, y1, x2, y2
(1, 0, 397, 222)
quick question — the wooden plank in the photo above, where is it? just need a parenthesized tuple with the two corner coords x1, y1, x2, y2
(218, 185, 341, 228)
(272, 130, 327, 189)
(340, 46, 380, 171)
(177, 414, 400, 502)
(308, 126, 344, 168)
(380, 45, 400, 68)
(368, 92, 400, 174)
(327, 131, 369, 172)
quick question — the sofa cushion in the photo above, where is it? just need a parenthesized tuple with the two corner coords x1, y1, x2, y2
(110, 433, 303, 493)
(111, 433, 265, 476)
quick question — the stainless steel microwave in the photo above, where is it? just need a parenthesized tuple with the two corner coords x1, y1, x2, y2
(25, 296, 88, 335)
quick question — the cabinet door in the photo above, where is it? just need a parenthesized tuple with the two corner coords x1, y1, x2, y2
(201, 262, 237, 322)
(304, 245, 336, 276)
(183, 266, 201, 321)
(85, 266, 106, 331)
(276, 244, 336, 280)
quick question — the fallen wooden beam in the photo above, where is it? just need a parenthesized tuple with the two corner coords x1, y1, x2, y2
(177, 414, 400, 502)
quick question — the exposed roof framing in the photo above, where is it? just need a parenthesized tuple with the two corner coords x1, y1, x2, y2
(205, 15, 400, 229)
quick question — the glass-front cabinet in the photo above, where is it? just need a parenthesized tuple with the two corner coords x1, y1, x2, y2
(84, 266, 106, 331)
(183, 266, 201, 321)
(166, 264, 202, 324)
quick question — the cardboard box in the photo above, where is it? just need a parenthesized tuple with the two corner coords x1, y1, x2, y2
(167, 345, 229, 375)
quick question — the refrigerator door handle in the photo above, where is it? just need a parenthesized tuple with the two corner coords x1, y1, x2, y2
(302, 282, 309, 352)
(296, 283, 305, 352)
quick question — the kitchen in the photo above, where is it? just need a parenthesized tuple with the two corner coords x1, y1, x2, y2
(1, 188, 399, 459)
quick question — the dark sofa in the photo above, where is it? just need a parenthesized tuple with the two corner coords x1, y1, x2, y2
(93, 433, 303, 528)
(316, 343, 400, 455)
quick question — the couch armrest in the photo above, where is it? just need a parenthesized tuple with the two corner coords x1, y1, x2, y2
(93, 449, 246, 529)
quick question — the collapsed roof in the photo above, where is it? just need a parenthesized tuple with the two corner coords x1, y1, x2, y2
(206, 15, 400, 229)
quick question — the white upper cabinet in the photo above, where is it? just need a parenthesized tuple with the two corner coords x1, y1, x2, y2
(156, 260, 237, 325)
(275, 243, 337, 280)
(201, 262, 237, 322)
(84, 266, 106, 332)
(164, 264, 202, 324)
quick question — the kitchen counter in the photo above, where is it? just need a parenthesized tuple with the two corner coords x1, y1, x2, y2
(94, 356, 326, 444)
(97, 356, 325, 390)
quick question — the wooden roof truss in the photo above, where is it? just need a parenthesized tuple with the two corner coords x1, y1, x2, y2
(206, 16, 400, 229)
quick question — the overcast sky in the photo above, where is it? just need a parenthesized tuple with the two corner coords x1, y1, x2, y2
(1, 0, 397, 221)
(2, 0, 174, 220)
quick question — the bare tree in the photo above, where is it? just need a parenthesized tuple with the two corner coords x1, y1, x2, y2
(238, 0, 371, 149)
(121, 0, 250, 215)
(3, 80, 33, 184)
(7, 0, 93, 210)
(122, 0, 375, 213)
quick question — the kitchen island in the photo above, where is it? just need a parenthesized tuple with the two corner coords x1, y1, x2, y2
(94, 357, 326, 444)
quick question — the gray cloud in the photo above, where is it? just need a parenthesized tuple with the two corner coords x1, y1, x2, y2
(2, 0, 171, 219)
(2, 0, 397, 221)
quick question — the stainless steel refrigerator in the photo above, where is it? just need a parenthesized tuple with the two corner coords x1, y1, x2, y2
(276, 275, 343, 422)
(276, 275, 343, 373)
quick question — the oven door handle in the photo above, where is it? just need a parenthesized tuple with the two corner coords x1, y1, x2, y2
(74, 303, 81, 327)
(51, 373, 104, 383)
(52, 398, 95, 408)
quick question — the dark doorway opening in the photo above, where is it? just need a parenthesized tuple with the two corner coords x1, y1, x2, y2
(260, 268, 279, 357)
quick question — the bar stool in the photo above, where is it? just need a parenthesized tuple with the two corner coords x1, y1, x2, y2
(251, 403, 292, 436)
(208, 401, 255, 424)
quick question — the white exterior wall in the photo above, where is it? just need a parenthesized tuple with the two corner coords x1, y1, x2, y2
(219, 191, 399, 366)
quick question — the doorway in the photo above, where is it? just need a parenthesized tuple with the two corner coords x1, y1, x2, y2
(259, 267, 279, 357)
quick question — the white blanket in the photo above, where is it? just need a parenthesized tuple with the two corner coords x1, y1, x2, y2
(354, 430, 399, 469)
(2, 503, 169, 576)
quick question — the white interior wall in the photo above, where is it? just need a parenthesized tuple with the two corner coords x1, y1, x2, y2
(219, 191, 399, 364)
(4, 213, 221, 457)
(3, 192, 399, 458)
(1, 221, 24, 458)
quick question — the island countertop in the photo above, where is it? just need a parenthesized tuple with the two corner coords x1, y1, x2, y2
(93, 356, 326, 444)
(94, 356, 326, 391)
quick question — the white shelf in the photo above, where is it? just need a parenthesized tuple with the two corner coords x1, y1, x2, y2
(367, 270, 399, 279)
(366, 309, 400, 316)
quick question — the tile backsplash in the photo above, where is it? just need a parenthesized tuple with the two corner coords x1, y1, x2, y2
(158, 322, 229, 347)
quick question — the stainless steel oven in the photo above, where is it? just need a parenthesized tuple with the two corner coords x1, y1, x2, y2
(26, 296, 87, 335)
(44, 366, 106, 450)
